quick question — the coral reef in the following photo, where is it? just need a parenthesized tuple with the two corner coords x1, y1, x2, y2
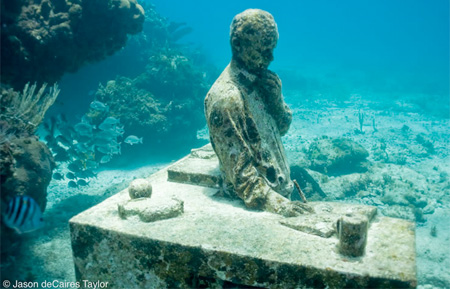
(1, 82, 60, 134)
(0, 135, 55, 212)
(92, 54, 207, 144)
(1, 0, 145, 89)
(1, 82, 56, 241)
(1, 83, 58, 211)
(87, 8, 213, 152)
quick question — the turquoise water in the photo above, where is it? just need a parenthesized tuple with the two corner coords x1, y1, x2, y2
(151, 0, 449, 97)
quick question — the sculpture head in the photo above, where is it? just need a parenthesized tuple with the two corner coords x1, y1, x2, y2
(230, 9, 279, 73)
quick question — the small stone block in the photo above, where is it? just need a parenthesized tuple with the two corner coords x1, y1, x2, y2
(190, 144, 217, 159)
(337, 214, 369, 257)
(167, 151, 221, 188)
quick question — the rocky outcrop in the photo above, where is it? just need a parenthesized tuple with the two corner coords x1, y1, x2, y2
(1, 135, 55, 212)
(1, 0, 145, 88)
(307, 137, 370, 175)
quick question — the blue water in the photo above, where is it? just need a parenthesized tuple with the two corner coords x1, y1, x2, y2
(150, 0, 449, 96)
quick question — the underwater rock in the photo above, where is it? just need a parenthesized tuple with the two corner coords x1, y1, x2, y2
(128, 178, 152, 199)
(92, 66, 207, 153)
(118, 197, 184, 223)
(1, 0, 145, 88)
(290, 165, 327, 200)
(1, 135, 55, 212)
(307, 137, 369, 175)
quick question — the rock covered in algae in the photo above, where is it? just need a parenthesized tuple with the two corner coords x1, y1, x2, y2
(128, 178, 152, 199)
(307, 137, 369, 175)
(1, 0, 145, 88)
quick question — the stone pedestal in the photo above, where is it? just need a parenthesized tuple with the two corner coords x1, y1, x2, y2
(70, 144, 416, 288)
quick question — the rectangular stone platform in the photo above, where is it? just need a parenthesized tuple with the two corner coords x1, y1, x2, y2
(70, 145, 417, 288)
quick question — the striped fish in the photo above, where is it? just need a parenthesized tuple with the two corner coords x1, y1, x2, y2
(2, 196, 44, 234)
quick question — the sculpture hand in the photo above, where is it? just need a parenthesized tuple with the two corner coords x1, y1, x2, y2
(263, 190, 314, 217)
(258, 70, 281, 99)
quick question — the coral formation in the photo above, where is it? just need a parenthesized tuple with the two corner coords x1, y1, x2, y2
(0, 136, 55, 212)
(1, 82, 58, 211)
(1, 82, 60, 134)
(1, 0, 145, 89)
(87, 9, 212, 152)
(1, 82, 56, 250)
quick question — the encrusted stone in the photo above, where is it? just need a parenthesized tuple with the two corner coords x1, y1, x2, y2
(128, 178, 152, 199)
(70, 145, 417, 288)
(118, 197, 183, 223)
(337, 214, 369, 257)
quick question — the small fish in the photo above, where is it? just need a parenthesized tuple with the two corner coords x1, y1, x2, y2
(53, 151, 70, 162)
(74, 122, 93, 137)
(2, 196, 44, 234)
(77, 179, 90, 186)
(56, 135, 72, 147)
(98, 122, 115, 131)
(110, 142, 121, 155)
(115, 125, 125, 135)
(102, 117, 120, 125)
(68, 180, 78, 188)
(100, 154, 112, 164)
(77, 169, 97, 179)
(85, 160, 99, 170)
(68, 160, 84, 172)
(66, 172, 77, 180)
(96, 145, 112, 155)
(77, 135, 92, 143)
(90, 101, 108, 111)
(124, 135, 143, 145)
(94, 137, 113, 147)
(75, 143, 95, 154)
(52, 172, 65, 180)
(52, 144, 67, 155)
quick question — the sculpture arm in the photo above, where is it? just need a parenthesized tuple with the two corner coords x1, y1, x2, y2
(258, 70, 292, 135)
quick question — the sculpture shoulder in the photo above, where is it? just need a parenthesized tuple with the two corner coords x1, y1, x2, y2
(205, 72, 243, 113)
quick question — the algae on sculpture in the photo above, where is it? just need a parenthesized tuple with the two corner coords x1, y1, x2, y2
(205, 9, 313, 217)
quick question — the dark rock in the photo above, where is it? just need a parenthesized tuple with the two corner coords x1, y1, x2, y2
(307, 137, 369, 175)
(1, 135, 55, 211)
(290, 165, 326, 200)
(1, 0, 145, 88)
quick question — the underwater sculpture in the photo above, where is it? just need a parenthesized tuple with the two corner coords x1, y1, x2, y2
(205, 9, 313, 217)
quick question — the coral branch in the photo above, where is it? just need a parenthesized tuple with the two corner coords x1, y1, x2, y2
(1, 82, 60, 134)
